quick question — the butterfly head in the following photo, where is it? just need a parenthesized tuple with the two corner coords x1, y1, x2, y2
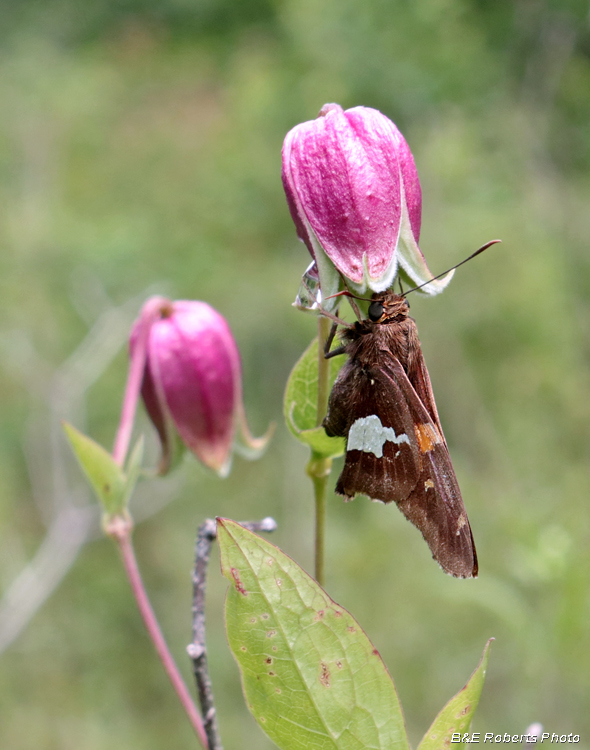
(367, 291, 409, 324)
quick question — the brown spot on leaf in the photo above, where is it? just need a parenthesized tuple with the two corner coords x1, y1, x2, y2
(372, 649, 379, 656)
(314, 610, 325, 621)
(347, 626, 357, 633)
(334, 610, 342, 617)
(272, 646, 277, 652)
(266, 630, 277, 638)
(276, 578, 283, 587)
(261, 613, 270, 620)
(275, 688, 281, 694)
(268, 671, 276, 677)
(230, 568, 247, 595)
(319, 662, 330, 688)
(265, 657, 273, 664)
(457, 705, 471, 717)
(250, 617, 257, 624)
(336, 661, 343, 669)
(240, 646, 247, 652)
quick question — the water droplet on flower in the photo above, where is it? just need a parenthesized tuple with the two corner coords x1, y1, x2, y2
(293, 261, 322, 311)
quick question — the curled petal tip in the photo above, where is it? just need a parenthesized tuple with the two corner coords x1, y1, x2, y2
(235, 404, 275, 460)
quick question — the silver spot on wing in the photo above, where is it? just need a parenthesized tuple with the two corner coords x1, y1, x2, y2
(347, 415, 410, 458)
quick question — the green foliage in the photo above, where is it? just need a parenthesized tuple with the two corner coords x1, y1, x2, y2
(62, 422, 143, 515)
(284, 336, 346, 458)
(219, 520, 493, 750)
(418, 640, 492, 750)
(218, 518, 410, 750)
(62, 421, 127, 514)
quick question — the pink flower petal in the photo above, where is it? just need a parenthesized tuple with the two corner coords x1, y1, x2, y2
(283, 104, 439, 295)
(148, 301, 240, 475)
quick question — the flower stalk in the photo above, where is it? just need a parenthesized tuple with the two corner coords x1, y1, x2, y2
(305, 315, 335, 586)
(105, 514, 208, 748)
(113, 296, 167, 467)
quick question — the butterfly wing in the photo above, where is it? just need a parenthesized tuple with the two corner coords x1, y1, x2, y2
(402, 346, 478, 577)
(324, 358, 422, 503)
(323, 353, 477, 578)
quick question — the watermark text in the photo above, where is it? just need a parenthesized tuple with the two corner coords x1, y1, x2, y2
(451, 733, 580, 744)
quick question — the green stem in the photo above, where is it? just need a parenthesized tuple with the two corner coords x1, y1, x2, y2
(307, 454, 330, 586)
(316, 316, 332, 427)
(307, 315, 334, 587)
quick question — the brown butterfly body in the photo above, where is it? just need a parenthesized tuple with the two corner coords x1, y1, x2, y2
(322, 291, 478, 578)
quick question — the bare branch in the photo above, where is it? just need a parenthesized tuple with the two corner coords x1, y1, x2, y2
(188, 518, 277, 750)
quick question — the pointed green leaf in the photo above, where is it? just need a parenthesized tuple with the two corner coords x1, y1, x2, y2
(218, 518, 410, 750)
(62, 421, 127, 514)
(418, 639, 494, 750)
(284, 337, 346, 458)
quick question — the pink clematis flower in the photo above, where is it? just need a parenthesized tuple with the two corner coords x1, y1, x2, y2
(123, 297, 268, 477)
(282, 103, 453, 308)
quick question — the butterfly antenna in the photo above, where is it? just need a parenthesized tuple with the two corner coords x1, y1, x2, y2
(403, 239, 501, 296)
(324, 288, 368, 321)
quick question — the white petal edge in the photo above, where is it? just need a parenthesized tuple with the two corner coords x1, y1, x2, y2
(395, 184, 454, 296)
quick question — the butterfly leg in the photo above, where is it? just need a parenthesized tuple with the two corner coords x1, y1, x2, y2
(324, 322, 347, 359)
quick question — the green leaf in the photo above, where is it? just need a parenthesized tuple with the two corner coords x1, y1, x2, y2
(296, 424, 346, 455)
(284, 337, 346, 458)
(62, 421, 128, 514)
(417, 639, 494, 750)
(218, 518, 410, 750)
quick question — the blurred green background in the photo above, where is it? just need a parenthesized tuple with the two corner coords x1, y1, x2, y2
(1, 0, 590, 747)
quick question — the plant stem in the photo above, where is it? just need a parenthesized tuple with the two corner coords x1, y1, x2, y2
(107, 514, 208, 748)
(308, 315, 334, 587)
(316, 316, 332, 427)
(112, 296, 170, 467)
(307, 454, 331, 587)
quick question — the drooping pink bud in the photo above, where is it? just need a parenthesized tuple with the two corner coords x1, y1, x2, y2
(127, 298, 266, 477)
(282, 103, 453, 306)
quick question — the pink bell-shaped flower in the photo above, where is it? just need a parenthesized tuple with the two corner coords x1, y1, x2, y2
(125, 297, 268, 477)
(282, 103, 453, 308)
